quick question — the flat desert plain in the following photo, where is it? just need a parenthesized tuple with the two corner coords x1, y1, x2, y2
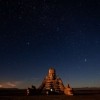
(0, 95, 100, 100)
(0, 88, 100, 100)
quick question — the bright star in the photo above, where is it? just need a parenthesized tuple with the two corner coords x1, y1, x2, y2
(85, 58, 87, 62)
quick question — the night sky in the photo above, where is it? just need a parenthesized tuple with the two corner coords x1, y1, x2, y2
(0, 0, 100, 88)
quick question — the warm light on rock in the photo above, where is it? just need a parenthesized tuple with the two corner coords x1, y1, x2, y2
(64, 84, 73, 96)
(38, 68, 64, 94)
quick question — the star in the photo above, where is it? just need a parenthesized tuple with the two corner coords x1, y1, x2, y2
(56, 26, 60, 32)
(26, 42, 30, 46)
(84, 58, 87, 62)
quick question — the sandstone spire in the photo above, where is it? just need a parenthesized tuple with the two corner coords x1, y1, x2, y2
(64, 84, 73, 96)
(38, 68, 64, 94)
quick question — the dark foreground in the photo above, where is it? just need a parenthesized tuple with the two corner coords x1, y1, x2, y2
(0, 95, 100, 100)
(0, 88, 100, 100)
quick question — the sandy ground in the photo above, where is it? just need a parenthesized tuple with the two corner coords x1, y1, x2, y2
(0, 95, 100, 100)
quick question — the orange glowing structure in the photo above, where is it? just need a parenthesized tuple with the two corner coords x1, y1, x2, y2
(38, 68, 64, 94)
(64, 84, 73, 96)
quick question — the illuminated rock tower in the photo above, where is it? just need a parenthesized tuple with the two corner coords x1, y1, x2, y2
(38, 68, 64, 93)
(64, 84, 73, 96)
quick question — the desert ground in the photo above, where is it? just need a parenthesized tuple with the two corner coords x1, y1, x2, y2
(0, 88, 100, 100)
(0, 95, 100, 100)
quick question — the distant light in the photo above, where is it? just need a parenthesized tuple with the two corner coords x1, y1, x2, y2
(26, 42, 30, 46)
(50, 89, 53, 91)
(85, 58, 87, 62)
(0, 85, 2, 88)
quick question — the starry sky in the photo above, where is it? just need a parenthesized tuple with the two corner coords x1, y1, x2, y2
(0, 0, 100, 88)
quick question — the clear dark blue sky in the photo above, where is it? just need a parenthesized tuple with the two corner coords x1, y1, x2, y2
(0, 0, 100, 88)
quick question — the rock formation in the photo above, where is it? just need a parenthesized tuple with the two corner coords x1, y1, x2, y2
(64, 84, 73, 96)
(38, 68, 64, 94)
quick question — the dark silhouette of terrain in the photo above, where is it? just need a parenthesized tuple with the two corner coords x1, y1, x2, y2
(0, 94, 100, 100)
(0, 88, 100, 100)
